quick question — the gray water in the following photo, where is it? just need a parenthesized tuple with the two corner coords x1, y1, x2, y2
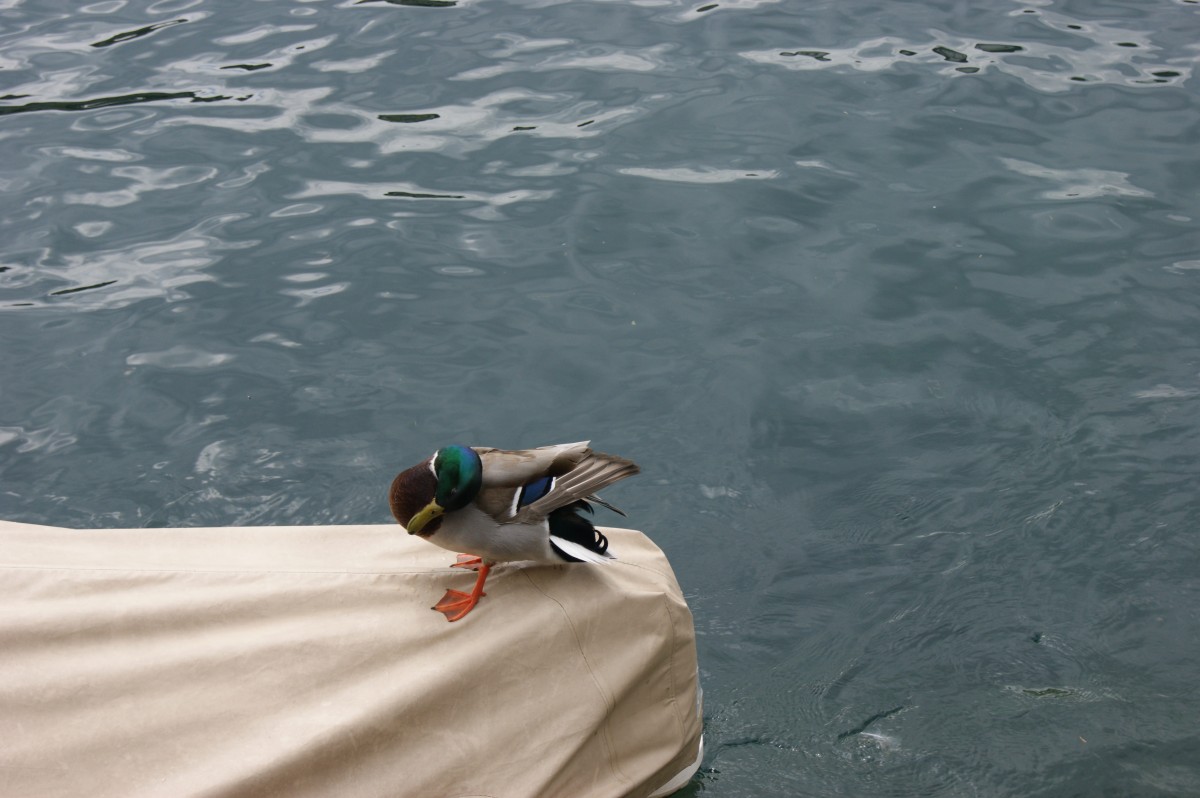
(3, 0, 1200, 794)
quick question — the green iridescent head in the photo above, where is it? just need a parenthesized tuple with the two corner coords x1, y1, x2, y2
(431, 445, 482, 509)
(405, 445, 482, 535)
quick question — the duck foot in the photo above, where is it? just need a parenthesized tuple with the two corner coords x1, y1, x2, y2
(451, 554, 484, 571)
(432, 562, 491, 622)
(433, 589, 486, 621)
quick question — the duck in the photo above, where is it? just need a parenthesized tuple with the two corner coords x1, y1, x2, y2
(389, 441, 639, 622)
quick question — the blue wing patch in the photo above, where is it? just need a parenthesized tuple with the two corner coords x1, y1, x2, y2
(518, 476, 554, 508)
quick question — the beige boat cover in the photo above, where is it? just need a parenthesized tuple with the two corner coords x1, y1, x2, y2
(0, 520, 702, 798)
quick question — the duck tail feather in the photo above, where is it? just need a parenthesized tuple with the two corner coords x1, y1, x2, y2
(550, 535, 617, 564)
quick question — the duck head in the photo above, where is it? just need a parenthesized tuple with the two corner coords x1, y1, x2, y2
(389, 445, 483, 536)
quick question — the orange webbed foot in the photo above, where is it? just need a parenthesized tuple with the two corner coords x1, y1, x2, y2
(450, 554, 484, 571)
(433, 588, 485, 622)
(431, 561, 492, 622)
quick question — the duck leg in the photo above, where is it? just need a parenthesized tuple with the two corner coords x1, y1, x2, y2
(433, 561, 492, 622)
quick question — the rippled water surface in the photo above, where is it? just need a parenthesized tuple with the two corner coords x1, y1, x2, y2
(4, 0, 1200, 794)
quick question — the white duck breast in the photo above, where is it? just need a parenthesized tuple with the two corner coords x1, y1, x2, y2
(430, 504, 558, 564)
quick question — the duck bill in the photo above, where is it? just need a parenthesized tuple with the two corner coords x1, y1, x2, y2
(406, 501, 444, 536)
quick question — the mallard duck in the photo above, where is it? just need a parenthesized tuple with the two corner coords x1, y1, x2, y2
(389, 441, 639, 621)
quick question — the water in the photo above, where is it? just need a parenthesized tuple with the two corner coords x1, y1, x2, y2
(3, 0, 1200, 794)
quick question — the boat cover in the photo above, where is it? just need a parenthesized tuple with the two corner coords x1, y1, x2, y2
(0, 520, 702, 798)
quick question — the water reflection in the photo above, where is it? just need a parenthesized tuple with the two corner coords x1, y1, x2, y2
(741, 5, 1192, 91)
(618, 167, 779, 184)
(3, 0, 1200, 794)
(998, 158, 1152, 199)
(2, 214, 250, 311)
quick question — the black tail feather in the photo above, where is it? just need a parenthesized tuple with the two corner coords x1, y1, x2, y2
(547, 502, 609, 561)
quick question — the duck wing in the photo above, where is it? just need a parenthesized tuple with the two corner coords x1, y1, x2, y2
(472, 484, 523, 521)
(474, 442, 591, 487)
(509, 450, 640, 524)
(470, 451, 638, 522)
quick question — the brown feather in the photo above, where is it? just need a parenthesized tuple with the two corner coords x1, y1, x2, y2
(388, 458, 437, 530)
(474, 442, 591, 487)
(470, 485, 518, 520)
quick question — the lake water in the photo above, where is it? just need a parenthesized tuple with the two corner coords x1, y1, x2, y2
(3, 0, 1200, 794)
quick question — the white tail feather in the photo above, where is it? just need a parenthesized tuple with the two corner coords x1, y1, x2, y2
(549, 536, 617, 564)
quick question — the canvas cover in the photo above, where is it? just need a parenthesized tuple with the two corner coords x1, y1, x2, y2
(0, 520, 702, 798)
